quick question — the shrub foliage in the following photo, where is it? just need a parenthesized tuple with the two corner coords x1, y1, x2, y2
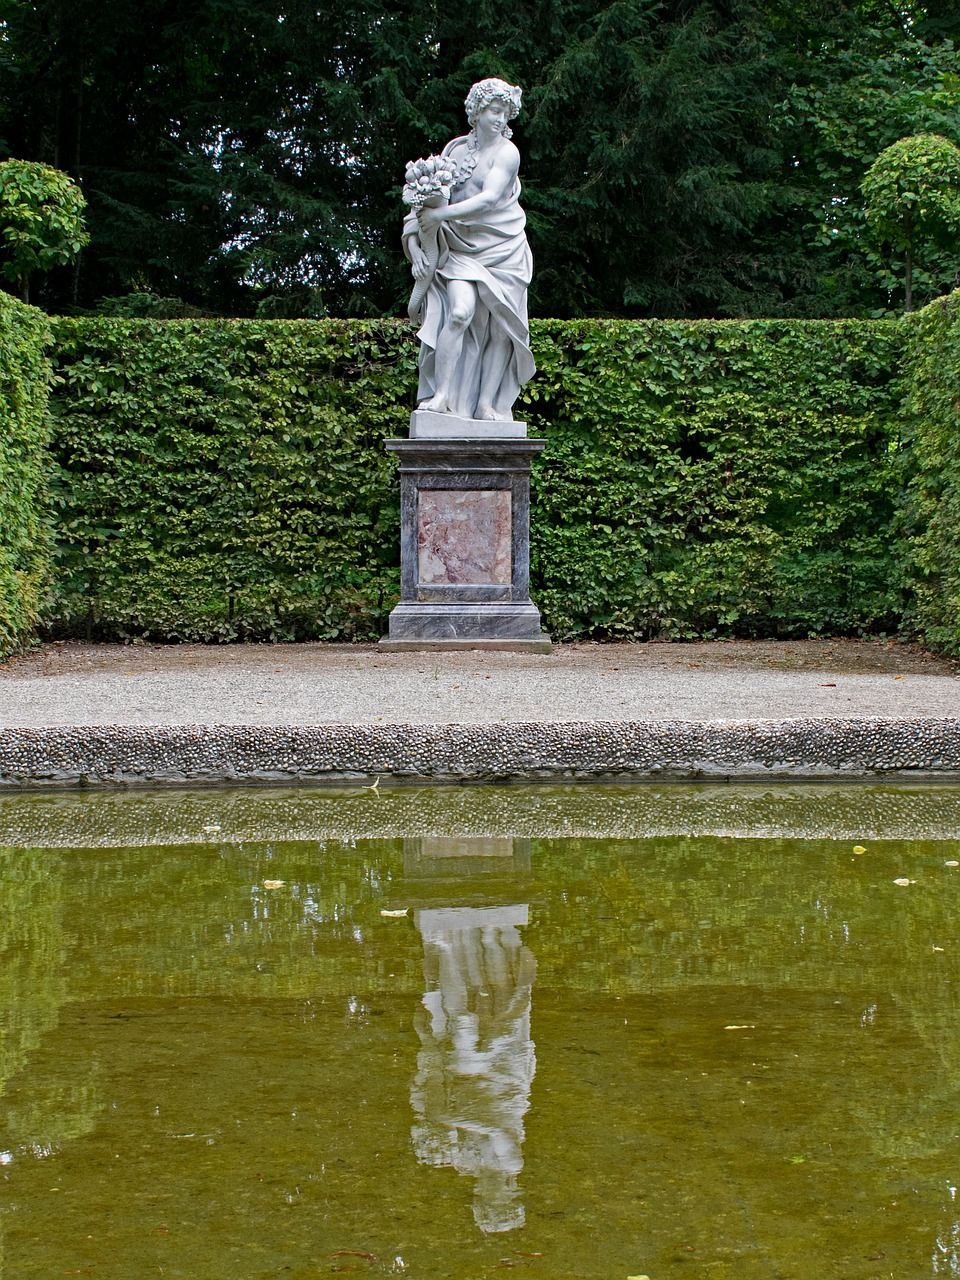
(0, 160, 89, 303)
(0, 292, 52, 659)
(48, 318, 410, 641)
(527, 319, 906, 639)
(46, 315, 907, 643)
(902, 290, 960, 654)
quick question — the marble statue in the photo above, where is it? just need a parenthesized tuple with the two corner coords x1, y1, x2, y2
(402, 78, 536, 423)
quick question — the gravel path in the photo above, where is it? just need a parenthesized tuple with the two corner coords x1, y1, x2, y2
(0, 638, 955, 726)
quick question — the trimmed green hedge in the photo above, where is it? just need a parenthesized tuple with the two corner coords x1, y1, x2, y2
(529, 318, 906, 638)
(902, 291, 960, 656)
(46, 315, 908, 642)
(48, 319, 410, 641)
(0, 292, 52, 659)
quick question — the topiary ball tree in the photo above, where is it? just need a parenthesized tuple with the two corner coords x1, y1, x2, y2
(862, 133, 960, 313)
(0, 159, 89, 304)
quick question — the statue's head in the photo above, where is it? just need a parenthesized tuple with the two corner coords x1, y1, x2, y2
(464, 78, 523, 137)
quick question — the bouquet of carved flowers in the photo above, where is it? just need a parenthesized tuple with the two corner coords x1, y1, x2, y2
(403, 154, 458, 319)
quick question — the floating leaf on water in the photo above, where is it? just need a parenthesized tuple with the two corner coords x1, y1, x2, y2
(892, 878, 914, 887)
(380, 909, 409, 918)
(852, 845, 866, 854)
(263, 880, 285, 889)
(946, 861, 959, 867)
(933, 946, 945, 952)
(202, 825, 221, 833)
(724, 1024, 756, 1030)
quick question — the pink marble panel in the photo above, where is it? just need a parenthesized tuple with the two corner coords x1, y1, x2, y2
(418, 490, 512, 585)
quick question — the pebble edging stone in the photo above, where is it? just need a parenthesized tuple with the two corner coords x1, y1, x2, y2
(1, 717, 959, 789)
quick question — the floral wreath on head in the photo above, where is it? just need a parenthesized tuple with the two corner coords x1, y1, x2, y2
(464, 78, 523, 138)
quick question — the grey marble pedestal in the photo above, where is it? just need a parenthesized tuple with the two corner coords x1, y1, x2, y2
(380, 424, 551, 652)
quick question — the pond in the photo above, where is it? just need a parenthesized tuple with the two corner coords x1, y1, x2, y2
(3, 782, 960, 1279)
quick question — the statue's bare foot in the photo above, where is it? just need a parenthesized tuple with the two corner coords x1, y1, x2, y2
(420, 395, 453, 414)
(476, 405, 503, 421)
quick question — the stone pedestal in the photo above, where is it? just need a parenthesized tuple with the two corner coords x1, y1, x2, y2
(380, 424, 550, 651)
(409, 409, 528, 440)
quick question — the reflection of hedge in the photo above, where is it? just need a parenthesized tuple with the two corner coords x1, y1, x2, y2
(46, 315, 907, 642)
(8, 835, 959, 1270)
(0, 846, 102, 1154)
(0, 847, 66, 1095)
(0, 293, 51, 658)
(8, 835, 956, 1263)
(12, 834, 957, 1002)
(903, 292, 960, 654)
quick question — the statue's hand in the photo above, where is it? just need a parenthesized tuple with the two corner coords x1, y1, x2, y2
(409, 241, 429, 281)
(417, 204, 444, 233)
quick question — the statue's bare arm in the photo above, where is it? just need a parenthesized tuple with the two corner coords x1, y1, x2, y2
(407, 236, 429, 279)
(417, 143, 519, 234)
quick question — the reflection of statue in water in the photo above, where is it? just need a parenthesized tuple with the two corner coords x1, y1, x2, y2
(933, 1181, 960, 1275)
(410, 903, 537, 1232)
(402, 78, 536, 423)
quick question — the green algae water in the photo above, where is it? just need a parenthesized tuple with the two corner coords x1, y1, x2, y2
(3, 783, 960, 1279)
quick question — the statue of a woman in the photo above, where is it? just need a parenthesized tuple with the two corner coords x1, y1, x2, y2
(402, 78, 536, 423)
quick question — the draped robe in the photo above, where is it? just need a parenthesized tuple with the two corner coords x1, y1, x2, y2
(404, 138, 536, 420)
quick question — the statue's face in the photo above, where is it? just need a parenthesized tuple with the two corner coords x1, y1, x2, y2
(476, 99, 510, 135)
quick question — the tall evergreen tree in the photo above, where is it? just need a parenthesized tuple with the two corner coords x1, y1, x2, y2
(0, 0, 957, 316)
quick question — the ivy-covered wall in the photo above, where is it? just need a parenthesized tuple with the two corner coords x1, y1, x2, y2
(0, 293, 52, 660)
(902, 292, 960, 656)
(46, 315, 907, 643)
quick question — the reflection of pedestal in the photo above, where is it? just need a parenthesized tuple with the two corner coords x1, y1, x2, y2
(380, 420, 551, 652)
(404, 836, 532, 883)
